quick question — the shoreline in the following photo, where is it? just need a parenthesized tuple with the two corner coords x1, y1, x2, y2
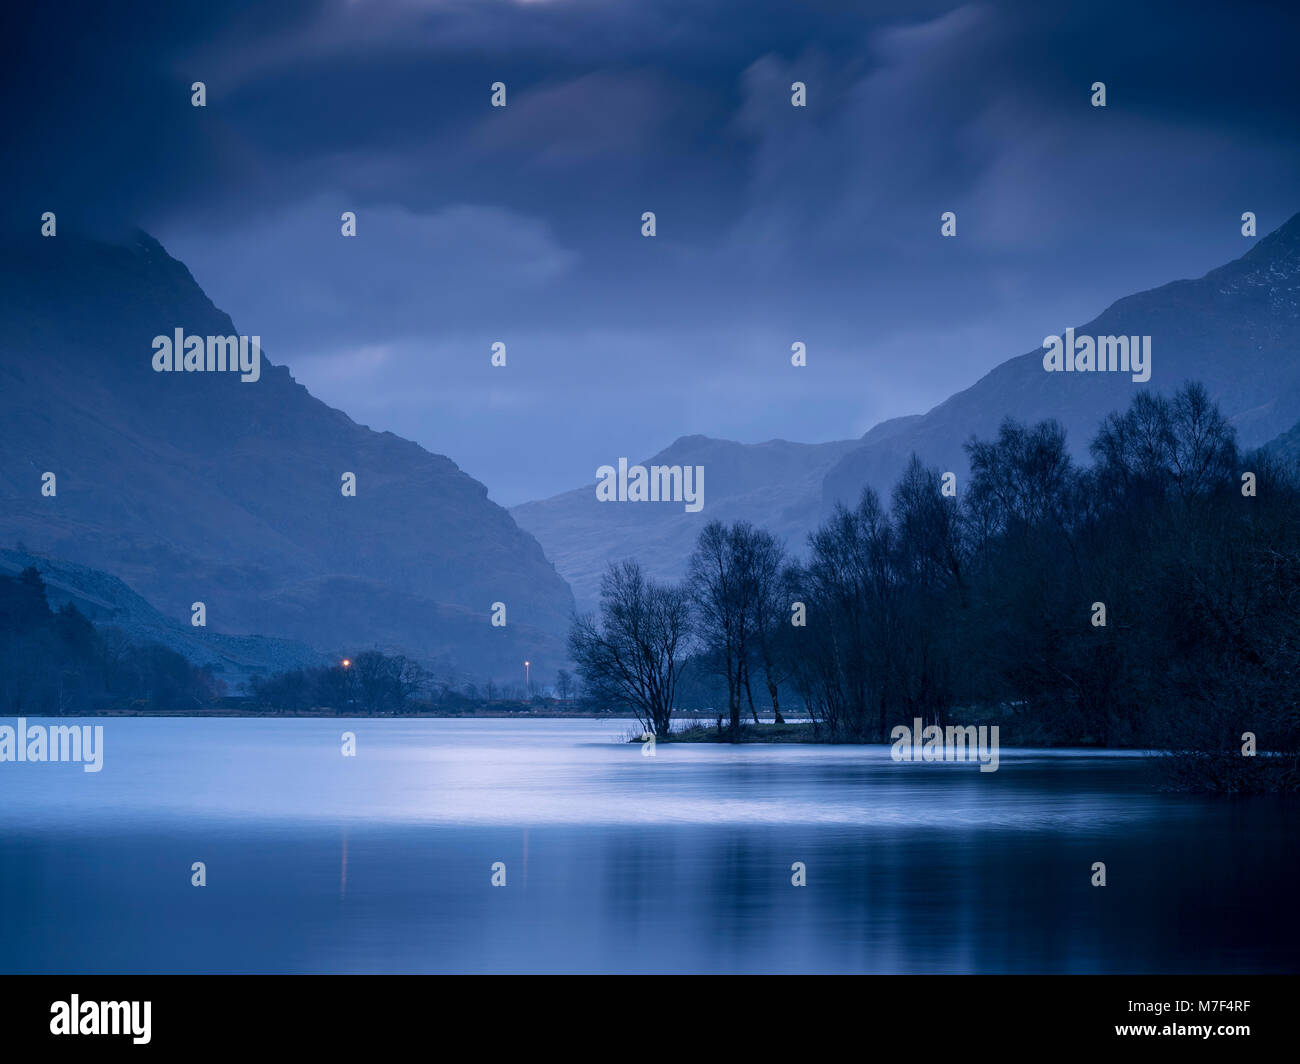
(643, 722, 1130, 747)
(5, 711, 1149, 749)
(11, 709, 637, 720)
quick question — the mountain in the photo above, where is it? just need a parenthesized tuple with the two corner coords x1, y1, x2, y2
(512, 435, 862, 609)
(820, 210, 1300, 508)
(0, 548, 325, 688)
(0, 229, 574, 681)
(515, 212, 1300, 606)
(1264, 417, 1300, 466)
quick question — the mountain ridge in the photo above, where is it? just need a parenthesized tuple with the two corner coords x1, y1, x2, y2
(0, 229, 575, 680)
(0, 547, 327, 688)
(515, 212, 1300, 610)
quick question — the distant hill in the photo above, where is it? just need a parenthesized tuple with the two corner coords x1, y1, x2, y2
(820, 210, 1300, 509)
(0, 230, 574, 680)
(1264, 417, 1300, 467)
(513, 435, 861, 610)
(516, 213, 1300, 607)
(0, 548, 325, 690)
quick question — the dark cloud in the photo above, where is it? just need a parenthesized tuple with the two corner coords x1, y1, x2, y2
(4, 0, 1299, 503)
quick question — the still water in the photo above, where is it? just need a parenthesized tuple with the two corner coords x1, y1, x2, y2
(0, 717, 1295, 973)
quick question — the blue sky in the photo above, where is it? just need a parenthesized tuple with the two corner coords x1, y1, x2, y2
(6, 0, 1299, 503)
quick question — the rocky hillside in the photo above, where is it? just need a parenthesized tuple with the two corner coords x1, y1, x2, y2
(516, 213, 1300, 606)
(0, 230, 574, 680)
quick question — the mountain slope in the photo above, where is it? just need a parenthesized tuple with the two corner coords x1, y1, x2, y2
(1263, 417, 1300, 466)
(0, 548, 325, 688)
(0, 230, 574, 679)
(822, 210, 1300, 508)
(516, 213, 1300, 605)
(512, 435, 861, 609)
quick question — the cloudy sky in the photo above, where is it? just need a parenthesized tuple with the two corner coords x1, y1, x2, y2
(6, 0, 1300, 503)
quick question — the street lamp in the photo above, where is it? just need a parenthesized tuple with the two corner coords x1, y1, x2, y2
(339, 659, 354, 714)
(524, 660, 530, 696)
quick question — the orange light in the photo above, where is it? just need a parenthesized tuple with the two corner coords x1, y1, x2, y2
(341, 659, 351, 668)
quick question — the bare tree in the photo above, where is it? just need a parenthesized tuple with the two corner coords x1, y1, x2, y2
(967, 417, 1075, 533)
(354, 650, 397, 713)
(568, 560, 691, 737)
(688, 521, 766, 733)
(749, 530, 791, 724)
(396, 656, 430, 709)
(555, 668, 575, 702)
(786, 489, 898, 738)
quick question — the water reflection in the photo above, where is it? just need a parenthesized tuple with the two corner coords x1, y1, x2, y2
(0, 718, 1295, 972)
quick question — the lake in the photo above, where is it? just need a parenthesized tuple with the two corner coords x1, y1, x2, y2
(0, 717, 1295, 973)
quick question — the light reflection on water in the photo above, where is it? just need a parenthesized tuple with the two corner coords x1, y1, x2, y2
(0, 717, 1295, 973)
